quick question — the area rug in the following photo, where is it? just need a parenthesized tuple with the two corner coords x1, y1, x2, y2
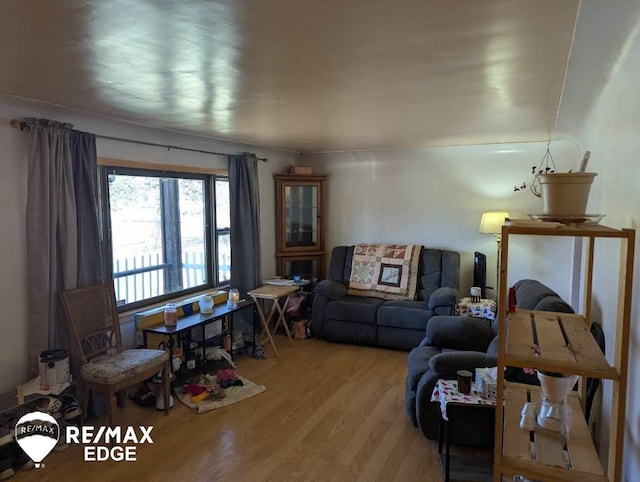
(176, 375, 266, 414)
(347, 243, 421, 300)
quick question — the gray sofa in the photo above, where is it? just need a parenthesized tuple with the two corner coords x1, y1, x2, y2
(312, 245, 460, 350)
(405, 279, 575, 445)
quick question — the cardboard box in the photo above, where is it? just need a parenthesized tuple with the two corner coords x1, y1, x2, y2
(475, 367, 497, 400)
(288, 166, 313, 175)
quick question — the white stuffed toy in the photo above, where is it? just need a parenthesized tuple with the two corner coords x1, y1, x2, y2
(205, 346, 236, 368)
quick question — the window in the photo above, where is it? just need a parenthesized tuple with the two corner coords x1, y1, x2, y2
(99, 165, 230, 310)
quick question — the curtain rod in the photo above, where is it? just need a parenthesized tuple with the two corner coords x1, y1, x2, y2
(10, 119, 269, 162)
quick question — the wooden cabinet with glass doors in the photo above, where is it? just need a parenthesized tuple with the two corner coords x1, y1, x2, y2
(275, 174, 328, 281)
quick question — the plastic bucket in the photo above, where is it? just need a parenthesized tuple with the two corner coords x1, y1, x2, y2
(534, 172, 597, 216)
(38, 349, 71, 388)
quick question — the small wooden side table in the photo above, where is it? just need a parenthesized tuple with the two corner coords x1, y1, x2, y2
(431, 379, 496, 482)
(247, 284, 300, 357)
(455, 297, 497, 320)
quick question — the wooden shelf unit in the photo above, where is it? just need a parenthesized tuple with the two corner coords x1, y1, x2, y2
(493, 223, 635, 482)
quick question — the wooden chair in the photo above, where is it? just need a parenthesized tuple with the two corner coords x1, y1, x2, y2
(60, 281, 171, 427)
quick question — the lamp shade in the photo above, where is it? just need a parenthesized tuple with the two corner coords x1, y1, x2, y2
(479, 211, 510, 235)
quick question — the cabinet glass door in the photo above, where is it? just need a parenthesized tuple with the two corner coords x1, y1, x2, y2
(285, 184, 318, 249)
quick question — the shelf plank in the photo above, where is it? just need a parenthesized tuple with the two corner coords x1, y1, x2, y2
(504, 311, 618, 380)
(501, 383, 606, 481)
(565, 394, 606, 475)
(501, 456, 608, 482)
(535, 312, 575, 365)
(534, 429, 566, 468)
(503, 223, 628, 238)
(502, 387, 531, 462)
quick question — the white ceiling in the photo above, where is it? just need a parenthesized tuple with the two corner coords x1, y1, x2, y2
(0, 0, 609, 153)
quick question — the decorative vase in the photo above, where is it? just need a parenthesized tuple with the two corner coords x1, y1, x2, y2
(199, 295, 214, 313)
(536, 372, 578, 432)
(531, 172, 597, 216)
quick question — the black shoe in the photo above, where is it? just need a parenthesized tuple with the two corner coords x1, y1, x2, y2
(130, 386, 156, 407)
(8, 441, 33, 471)
(0, 450, 14, 480)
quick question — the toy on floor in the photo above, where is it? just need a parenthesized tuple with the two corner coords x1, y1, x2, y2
(217, 369, 243, 388)
(205, 346, 237, 368)
(182, 372, 229, 403)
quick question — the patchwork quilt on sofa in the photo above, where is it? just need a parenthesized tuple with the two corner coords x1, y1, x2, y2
(347, 243, 421, 300)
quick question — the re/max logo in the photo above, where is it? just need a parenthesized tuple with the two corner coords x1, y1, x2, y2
(64, 426, 154, 462)
(65, 426, 153, 445)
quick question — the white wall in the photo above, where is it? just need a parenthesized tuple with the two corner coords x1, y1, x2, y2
(569, 13, 640, 478)
(303, 141, 579, 300)
(0, 95, 299, 393)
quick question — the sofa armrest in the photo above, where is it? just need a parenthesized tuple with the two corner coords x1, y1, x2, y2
(428, 351, 497, 375)
(427, 287, 458, 310)
(313, 279, 347, 301)
(425, 316, 492, 351)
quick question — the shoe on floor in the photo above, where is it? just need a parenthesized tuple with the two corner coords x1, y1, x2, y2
(53, 420, 70, 452)
(0, 425, 12, 448)
(130, 386, 156, 407)
(8, 441, 33, 471)
(0, 450, 14, 480)
(35, 396, 63, 419)
(155, 393, 174, 410)
(60, 394, 82, 420)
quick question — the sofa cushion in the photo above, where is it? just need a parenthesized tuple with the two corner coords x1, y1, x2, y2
(417, 249, 460, 301)
(325, 296, 384, 324)
(532, 296, 574, 313)
(428, 351, 497, 375)
(407, 345, 441, 391)
(328, 245, 351, 283)
(324, 319, 377, 345)
(486, 336, 500, 357)
(377, 300, 431, 330)
(514, 279, 573, 312)
(405, 345, 441, 426)
(378, 326, 425, 351)
(425, 316, 492, 352)
(314, 279, 347, 300)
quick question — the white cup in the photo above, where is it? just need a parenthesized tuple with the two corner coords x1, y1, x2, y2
(470, 286, 481, 302)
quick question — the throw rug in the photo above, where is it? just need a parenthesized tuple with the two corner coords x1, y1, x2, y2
(176, 375, 266, 414)
(347, 243, 421, 300)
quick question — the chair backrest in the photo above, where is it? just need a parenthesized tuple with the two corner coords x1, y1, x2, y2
(60, 281, 123, 364)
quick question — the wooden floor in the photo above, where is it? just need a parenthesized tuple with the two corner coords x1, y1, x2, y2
(17, 337, 445, 482)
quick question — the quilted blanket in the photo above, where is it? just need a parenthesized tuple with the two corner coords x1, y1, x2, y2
(347, 243, 421, 300)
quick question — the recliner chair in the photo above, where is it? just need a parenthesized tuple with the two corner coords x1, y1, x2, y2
(405, 279, 575, 444)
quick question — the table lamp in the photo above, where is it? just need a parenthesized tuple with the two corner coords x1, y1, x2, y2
(479, 211, 509, 296)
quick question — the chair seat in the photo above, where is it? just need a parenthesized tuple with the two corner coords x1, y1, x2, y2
(82, 349, 169, 384)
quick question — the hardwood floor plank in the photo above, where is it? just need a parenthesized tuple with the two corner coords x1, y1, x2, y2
(335, 388, 398, 466)
(16, 338, 452, 481)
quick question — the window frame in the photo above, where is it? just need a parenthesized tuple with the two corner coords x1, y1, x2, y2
(97, 160, 230, 312)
